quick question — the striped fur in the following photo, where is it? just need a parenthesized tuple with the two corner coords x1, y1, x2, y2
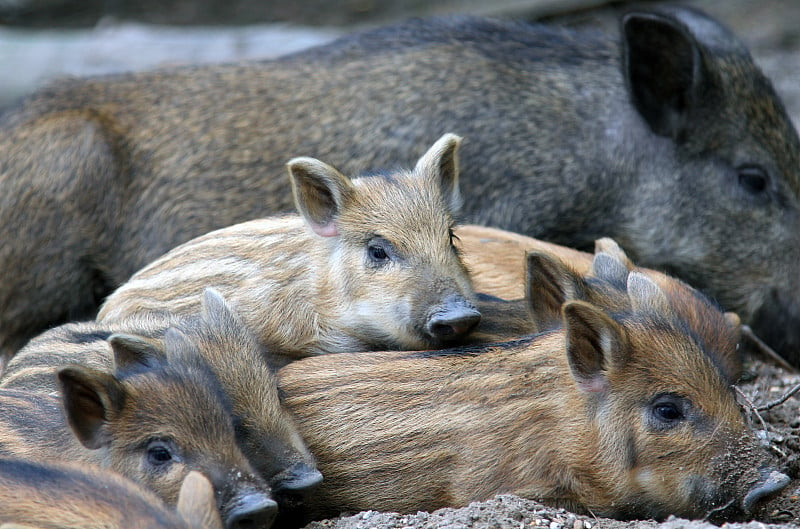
(98, 134, 478, 360)
(278, 268, 780, 521)
(460, 229, 744, 382)
(0, 461, 221, 529)
(0, 292, 320, 507)
(0, 326, 276, 527)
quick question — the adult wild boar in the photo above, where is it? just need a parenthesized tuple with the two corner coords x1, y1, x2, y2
(277, 252, 789, 521)
(1, 5, 799, 363)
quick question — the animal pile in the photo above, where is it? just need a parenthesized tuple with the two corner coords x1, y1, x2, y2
(0, 4, 796, 528)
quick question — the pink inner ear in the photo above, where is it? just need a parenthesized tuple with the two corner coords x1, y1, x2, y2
(576, 375, 608, 394)
(311, 222, 339, 238)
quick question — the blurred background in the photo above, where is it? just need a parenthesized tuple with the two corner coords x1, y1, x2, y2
(1, 0, 798, 124)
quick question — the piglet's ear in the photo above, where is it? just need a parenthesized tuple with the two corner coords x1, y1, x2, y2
(57, 366, 124, 450)
(414, 133, 463, 214)
(287, 157, 355, 238)
(109, 333, 161, 372)
(177, 471, 225, 529)
(525, 251, 585, 332)
(591, 252, 629, 286)
(563, 301, 626, 394)
(200, 287, 242, 331)
(593, 238, 634, 270)
(627, 272, 671, 316)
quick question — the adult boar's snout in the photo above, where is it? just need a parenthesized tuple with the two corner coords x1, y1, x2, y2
(742, 469, 791, 514)
(426, 296, 481, 340)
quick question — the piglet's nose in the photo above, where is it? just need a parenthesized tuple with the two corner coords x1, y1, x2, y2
(272, 462, 323, 494)
(742, 469, 790, 514)
(226, 492, 278, 529)
(427, 299, 481, 340)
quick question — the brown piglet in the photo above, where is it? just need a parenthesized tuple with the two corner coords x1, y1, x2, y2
(98, 133, 479, 361)
(0, 329, 275, 529)
(278, 260, 787, 521)
(0, 461, 221, 529)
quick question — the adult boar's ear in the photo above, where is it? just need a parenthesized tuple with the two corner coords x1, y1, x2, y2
(287, 157, 355, 238)
(622, 9, 707, 140)
(415, 133, 463, 214)
(57, 365, 124, 450)
(563, 301, 626, 394)
(525, 251, 586, 331)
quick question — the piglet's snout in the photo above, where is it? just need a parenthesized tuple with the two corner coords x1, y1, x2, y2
(426, 296, 481, 340)
(742, 469, 791, 514)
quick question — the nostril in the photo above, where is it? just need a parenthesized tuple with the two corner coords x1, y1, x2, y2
(429, 321, 456, 337)
(232, 519, 256, 529)
(226, 495, 278, 529)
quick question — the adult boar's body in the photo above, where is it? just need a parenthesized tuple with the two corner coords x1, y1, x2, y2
(2, 6, 800, 363)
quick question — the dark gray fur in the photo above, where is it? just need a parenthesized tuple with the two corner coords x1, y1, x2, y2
(2, 6, 799, 362)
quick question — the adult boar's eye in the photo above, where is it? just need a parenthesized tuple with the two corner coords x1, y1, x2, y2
(737, 164, 769, 195)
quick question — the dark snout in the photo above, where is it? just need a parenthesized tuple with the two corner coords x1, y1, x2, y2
(426, 296, 481, 341)
(271, 462, 323, 495)
(742, 469, 791, 514)
(271, 462, 324, 521)
(224, 490, 278, 529)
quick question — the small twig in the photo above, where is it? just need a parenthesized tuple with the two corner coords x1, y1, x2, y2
(740, 325, 799, 373)
(734, 386, 769, 432)
(703, 498, 735, 522)
(756, 382, 800, 412)
(769, 444, 787, 459)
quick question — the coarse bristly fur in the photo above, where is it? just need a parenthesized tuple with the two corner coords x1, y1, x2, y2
(97, 133, 479, 361)
(0, 325, 277, 529)
(4, 7, 800, 365)
(277, 250, 787, 523)
(0, 290, 321, 513)
(456, 231, 744, 383)
(0, 461, 222, 529)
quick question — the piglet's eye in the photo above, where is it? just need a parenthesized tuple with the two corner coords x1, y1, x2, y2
(647, 394, 688, 430)
(146, 440, 176, 467)
(654, 402, 682, 422)
(369, 245, 388, 261)
(366, 237, 394, 266)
